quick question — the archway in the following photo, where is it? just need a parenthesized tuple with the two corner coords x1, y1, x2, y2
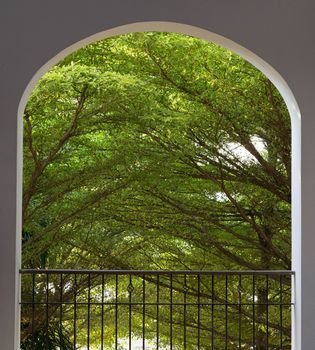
(17, 22, 301, 349)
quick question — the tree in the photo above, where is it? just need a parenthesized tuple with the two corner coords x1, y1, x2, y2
(21, 32, 291, 349)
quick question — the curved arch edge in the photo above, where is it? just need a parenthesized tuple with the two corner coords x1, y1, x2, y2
(16, 21, 301, 350)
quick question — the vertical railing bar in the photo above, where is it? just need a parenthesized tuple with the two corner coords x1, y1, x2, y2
(183, 274, 187, 350)
(211, 274, 214, 350)
(280, 274, 283, 349)
(31, 273, 35, 348)
(20, 270, 293, 350)
(238, 274, 242, 350)
(129, 274, 132, 350)
(101, 273, 105, 350)
(170, 274, 173, 350)
(87, 273, 91, 350)
(60, 273, 63, 347)
(143, 274, 145, 350)
(266, 274, 269, 350)
(46, 273, 49, 350)
(156, 274, 160, 350)
(225, 274, 228, 350)
(73, 274, 77, 350)
(115, 273, 118, 350)
(197, 273, 201, 350)
(252, 275, 256, 350)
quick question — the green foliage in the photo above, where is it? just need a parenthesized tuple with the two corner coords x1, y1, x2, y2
(21, 32, 291, 348)
(20, 327, 72, 350)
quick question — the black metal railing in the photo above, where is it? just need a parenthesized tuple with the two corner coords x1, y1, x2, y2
(20, 270, 294, 349)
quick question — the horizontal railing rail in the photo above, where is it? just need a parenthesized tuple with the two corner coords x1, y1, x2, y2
(20, 270, 294, 350)
(20, 269, 295, 275)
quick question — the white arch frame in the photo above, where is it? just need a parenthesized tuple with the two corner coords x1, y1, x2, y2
(16, 21, 301, 349)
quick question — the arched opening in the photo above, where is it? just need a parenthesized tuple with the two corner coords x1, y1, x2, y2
(17, 22, 300, 349)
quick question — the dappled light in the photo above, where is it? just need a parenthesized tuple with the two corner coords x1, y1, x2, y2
(21, 32, 291, 349)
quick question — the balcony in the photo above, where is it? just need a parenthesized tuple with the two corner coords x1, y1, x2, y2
(20, 270, 294, 349)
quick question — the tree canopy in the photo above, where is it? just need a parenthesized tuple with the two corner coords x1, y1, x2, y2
(21, 32, 291, 349)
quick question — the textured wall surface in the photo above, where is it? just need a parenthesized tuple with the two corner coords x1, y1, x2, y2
(0, 1, 314, 349)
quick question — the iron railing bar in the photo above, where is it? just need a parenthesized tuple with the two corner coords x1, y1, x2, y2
(115, 273, 118, 350)
(252, 275, 256, 350)
(183, 274, 187, 350)
(225, 274, 228, 350)
(46, 273, 49, 350)
(19, 269, 295, 275)
(156, 274, 160, 350)
(170, 274, 173, 350)
(20, 301, 294, 306)
(266, 274, 269, 350)
(73, 273, 77, 350)
(20, 270, 294, 350)
(87, 273, 91, 350)
(280, 274, 283, 349)
(197, 273, 200, 350)
(143, 274, 145, 350)
(60, 273, 63, 347)
(129, 274, 132, 350)
(31, 273, 35, 349)
(101, 274, 105, 350)
(238, 274, 242, 350)
(211, 274, 214, 350)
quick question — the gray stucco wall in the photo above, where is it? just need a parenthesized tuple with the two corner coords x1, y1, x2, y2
(0, 1, 314, 349)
